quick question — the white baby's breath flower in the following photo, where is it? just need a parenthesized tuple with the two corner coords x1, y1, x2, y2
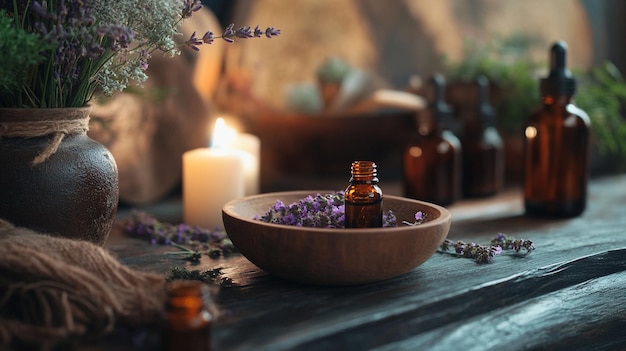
(91, 0, 185, 95)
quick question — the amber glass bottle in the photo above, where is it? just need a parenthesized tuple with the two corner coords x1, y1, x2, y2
(403, 75, 462, 206)
(524, 41, 591, 217)
(344, 161, 383, 228)
(462, 76, 504, 197)
(166, 281, 213, 351)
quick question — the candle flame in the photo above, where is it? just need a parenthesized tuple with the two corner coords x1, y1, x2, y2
(211, 117, 237, 149)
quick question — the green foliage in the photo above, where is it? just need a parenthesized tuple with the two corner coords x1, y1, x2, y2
(0, 10, 50, 101)
(575, 62, 626, 159)
(443, 34, 542, 134)
(444, 35, 626, 161)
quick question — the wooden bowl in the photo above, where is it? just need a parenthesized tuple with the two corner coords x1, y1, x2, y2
(222, 191, 451, 285)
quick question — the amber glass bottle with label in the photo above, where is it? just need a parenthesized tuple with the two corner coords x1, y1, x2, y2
(344, 161, 383, 228)
(524, 41, 591, 217)
(166, 281, 213, 351)
(403, 75, 462, 206)
(462, 76, 504, 197)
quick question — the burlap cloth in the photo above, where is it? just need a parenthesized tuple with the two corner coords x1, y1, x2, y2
(0, 218, 167, 349)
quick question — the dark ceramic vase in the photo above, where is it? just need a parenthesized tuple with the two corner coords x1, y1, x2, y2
(0, 107, 119, 245)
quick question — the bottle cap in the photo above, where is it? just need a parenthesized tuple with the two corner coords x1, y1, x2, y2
(430, 75, 454, 127)
(540, 41, 576, 96)
(477, 76, 496, 127)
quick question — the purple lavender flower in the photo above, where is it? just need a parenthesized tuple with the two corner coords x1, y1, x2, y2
(182, 0, 203, 19)
(415, 211, 424, 221)
(490, 233, 535, 253)
(445, 240, 502, 264)
(253, 25, 263, 38)
(29, 1, 50, 18)
(401, 211, 426, 226)
(493, 232, 506, 243)
(440, 233, 534, 264)
(383, 210, 397, 227)
(185, 31, 203, 51)
(189, 23, 280, 48)
(265, 27, 281, 38)
(235, 26, 253, 39)
(221, 23, 235, 43)
(256, 192, 411, 229)
(121, 211, 234, 255)
(201, 31, 214, 44)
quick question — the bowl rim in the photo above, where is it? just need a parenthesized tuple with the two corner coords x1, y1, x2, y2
(222, 190, 451, 235)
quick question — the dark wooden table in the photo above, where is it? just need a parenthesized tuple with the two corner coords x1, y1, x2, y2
(106, 174, 626, 351)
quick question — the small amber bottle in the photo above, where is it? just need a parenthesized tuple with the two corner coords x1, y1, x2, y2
(165, 281, 213, 351)
(524, 41, 591, 217)
(403, 75, 462, 206)
(344, 161, 383, 228)
(462, 76, 504, 197)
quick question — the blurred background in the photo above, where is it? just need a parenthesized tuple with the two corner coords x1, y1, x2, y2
(89, 0, 626, 205)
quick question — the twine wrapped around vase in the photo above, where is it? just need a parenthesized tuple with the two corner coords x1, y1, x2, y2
(0, 107, 90, 165)
(0, 219, 166, 349)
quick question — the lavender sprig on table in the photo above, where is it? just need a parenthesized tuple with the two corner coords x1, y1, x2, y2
(120, 211, 235, 258)
(439, 233, 535, 264)
(490, 233, 536, 252)
(168, 266, 234, 288)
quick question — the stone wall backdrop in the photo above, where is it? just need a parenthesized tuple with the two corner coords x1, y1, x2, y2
(219, 0, 605, 111)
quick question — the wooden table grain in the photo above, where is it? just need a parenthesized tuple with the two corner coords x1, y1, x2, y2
(106, 174, 626, 351)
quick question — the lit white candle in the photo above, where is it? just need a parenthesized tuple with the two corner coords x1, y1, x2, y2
(227, 133, 261, 195)
(183, 118, 245, 230)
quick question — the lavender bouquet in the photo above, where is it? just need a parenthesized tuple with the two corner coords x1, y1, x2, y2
(0, 0, 279, 108)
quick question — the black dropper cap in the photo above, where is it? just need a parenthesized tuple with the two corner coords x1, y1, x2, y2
(540, 41, 577, 96)
(476, 75, 496, 127)
(430, 75, 454, 128)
